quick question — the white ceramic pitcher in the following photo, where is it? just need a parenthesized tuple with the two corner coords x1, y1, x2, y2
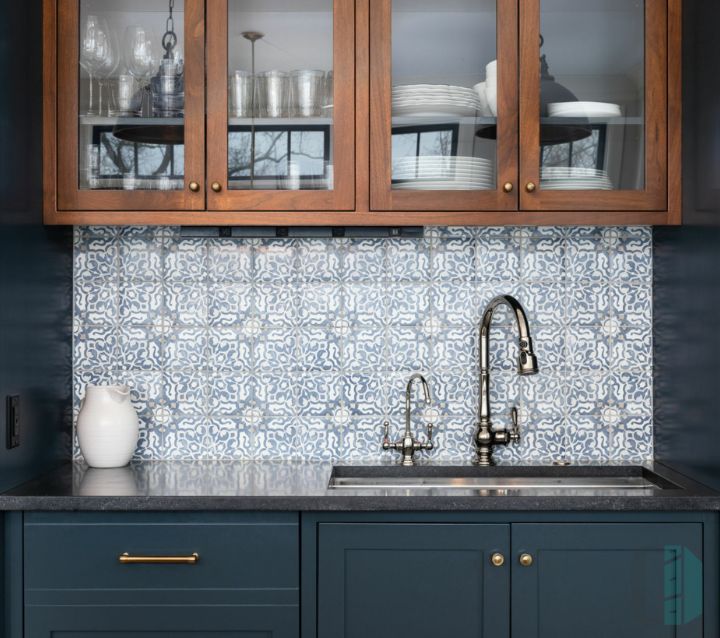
(77, 385, 139, 468)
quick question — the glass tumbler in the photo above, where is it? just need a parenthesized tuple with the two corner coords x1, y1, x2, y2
(259, 70, 289, 118)
(229, 70, 254, 118)
(290, 69, 326, 117)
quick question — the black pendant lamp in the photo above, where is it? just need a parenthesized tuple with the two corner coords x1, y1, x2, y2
(538, 35, 591, 145)
(477, 35, 591, 145)
(112, 0, 184, 145)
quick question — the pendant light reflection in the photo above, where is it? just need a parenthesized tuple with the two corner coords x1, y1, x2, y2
(477, 35, 591, 145)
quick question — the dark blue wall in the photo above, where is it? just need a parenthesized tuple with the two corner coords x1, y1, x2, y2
(654, 227, 720, 488)
(0, 0, 73, 493)
(653, 0, 720, 488)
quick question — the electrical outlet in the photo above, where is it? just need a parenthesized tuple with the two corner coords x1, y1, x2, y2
(6, 396, 20, 449)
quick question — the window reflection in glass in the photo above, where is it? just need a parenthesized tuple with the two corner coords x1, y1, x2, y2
(228, 127, 331, 190)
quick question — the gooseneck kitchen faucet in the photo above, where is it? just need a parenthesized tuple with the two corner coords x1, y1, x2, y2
(475, 295, 539, 466)
(383, 373, 434, 466)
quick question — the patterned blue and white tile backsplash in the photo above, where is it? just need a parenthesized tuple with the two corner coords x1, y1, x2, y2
(73, 226, 653, 464)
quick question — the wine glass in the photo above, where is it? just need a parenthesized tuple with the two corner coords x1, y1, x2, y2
(95, 27, 119, 116)
(124, 26, 160, 116)
(79, 15, 106, 115)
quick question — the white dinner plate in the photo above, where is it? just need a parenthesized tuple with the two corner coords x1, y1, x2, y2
(548, 102, 622, 118)
(393, 183, 494, 191)
(394, 105, 481, 117)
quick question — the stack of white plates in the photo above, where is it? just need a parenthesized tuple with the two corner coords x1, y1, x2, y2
(393, 156, 495, 190)
(393, 84, 483, 117)
(548, 102, 622, 118)
(541, 167, 613, 191)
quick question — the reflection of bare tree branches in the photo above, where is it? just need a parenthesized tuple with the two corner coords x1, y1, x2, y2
(229, 131, 287, 177)
(228, 131, 327, 177)
(435, 131, 452, 156)
(101, 136, 173, 176)
(292, 132, 325, 162)
(101, 136, 129, 174)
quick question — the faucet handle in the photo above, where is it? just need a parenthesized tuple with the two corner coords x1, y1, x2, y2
(509, 407, 521, 443)
(382, 420, 392, 451)
(420, 423, 434, 451)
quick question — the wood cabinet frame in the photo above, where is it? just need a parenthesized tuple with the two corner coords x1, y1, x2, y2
(51, 0, 206, 215)
(369, 0, 519, 214)
(43, 0, 683, 226)
(519, 0, 669, 214)
(205, 0, 356, 216)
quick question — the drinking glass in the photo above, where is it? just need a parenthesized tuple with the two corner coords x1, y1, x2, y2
(290, 69, 325, 117)
(229, 70, 253, 118)
(124, 26, 160, 116)
(79, 15, 107, 115)
(258, 70, 289, 118)
(95, 27, 119, 116)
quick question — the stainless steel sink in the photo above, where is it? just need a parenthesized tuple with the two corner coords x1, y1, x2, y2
(328, 466, 679, 493)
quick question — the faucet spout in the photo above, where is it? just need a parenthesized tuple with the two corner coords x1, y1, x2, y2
(405, 373, 431, 437)
(476, 295, 539, 465)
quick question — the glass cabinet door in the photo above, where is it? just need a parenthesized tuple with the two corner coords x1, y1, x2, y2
(57, 0, 205, 211)
(370, 0, 519, 212)
(206, 0, 355, 212)
(519, 0, 667, 212)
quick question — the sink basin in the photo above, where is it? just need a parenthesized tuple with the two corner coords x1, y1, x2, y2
(328, 466, 680, 493)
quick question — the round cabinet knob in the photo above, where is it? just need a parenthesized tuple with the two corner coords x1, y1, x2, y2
(525, 182, 537, 193)
(491, 553, 505, 567)
(503, 182, 514, 193)
(519, 553, 534, 567)
(188, 181, 200, 193)
(211, 182, 223, 193)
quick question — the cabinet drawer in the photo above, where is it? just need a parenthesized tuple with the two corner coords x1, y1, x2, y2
(25, 512, 298, 594)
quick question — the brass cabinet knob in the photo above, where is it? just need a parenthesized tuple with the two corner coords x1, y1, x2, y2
(503, 182, 514, 193)
(525, 182, 537, 193)
(519, 553, 534, 567)
(491, 552, 505, 567)
(211, 182, 223, 193)
(188, 181, 201, 193)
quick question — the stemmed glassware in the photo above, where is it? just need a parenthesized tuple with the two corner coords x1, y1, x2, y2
(80, 15, 111, 116)
(124, 26, 160, 117)
(95, 28, 119, 116)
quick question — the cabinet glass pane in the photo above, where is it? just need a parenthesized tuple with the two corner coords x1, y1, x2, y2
(78, 0, 186, 192)
(539, 0, 645, 191)
(392, 0, 497, 192)
(227, 1, 334, 191)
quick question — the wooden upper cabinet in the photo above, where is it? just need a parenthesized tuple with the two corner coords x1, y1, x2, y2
(518, 0, 673, 218)
(370, 0, 520, 214)
(205, 0, 356, 215)
(43, 0, 682, 225)
(52, 0, 206, 215)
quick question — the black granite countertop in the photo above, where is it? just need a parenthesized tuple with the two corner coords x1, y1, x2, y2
(1, 460, 719, 511)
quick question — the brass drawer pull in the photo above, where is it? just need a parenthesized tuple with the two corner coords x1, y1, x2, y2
(119, 552, 199, 565)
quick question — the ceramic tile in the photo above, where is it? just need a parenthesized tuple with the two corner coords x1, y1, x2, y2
(73, 226, 654, 463)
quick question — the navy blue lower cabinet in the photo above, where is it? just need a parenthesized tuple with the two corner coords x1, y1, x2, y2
(316, 523, 510, 638)
(26, 605, 297, 638)
(511, 523, 704, 638)
(24, 512, 300, 638)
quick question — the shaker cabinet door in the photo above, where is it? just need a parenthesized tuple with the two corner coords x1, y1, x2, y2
(369, 0, 519, 214)
(511, 523, 703, 638)
(519, 0, 670, 214)
(317, 523, 510, 638)
(56, 0, 206, 212)
(205, 0, 356, 214)
(26, 605, 298, 638)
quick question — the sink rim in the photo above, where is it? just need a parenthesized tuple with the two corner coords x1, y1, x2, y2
(327, 465, 682, 492)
